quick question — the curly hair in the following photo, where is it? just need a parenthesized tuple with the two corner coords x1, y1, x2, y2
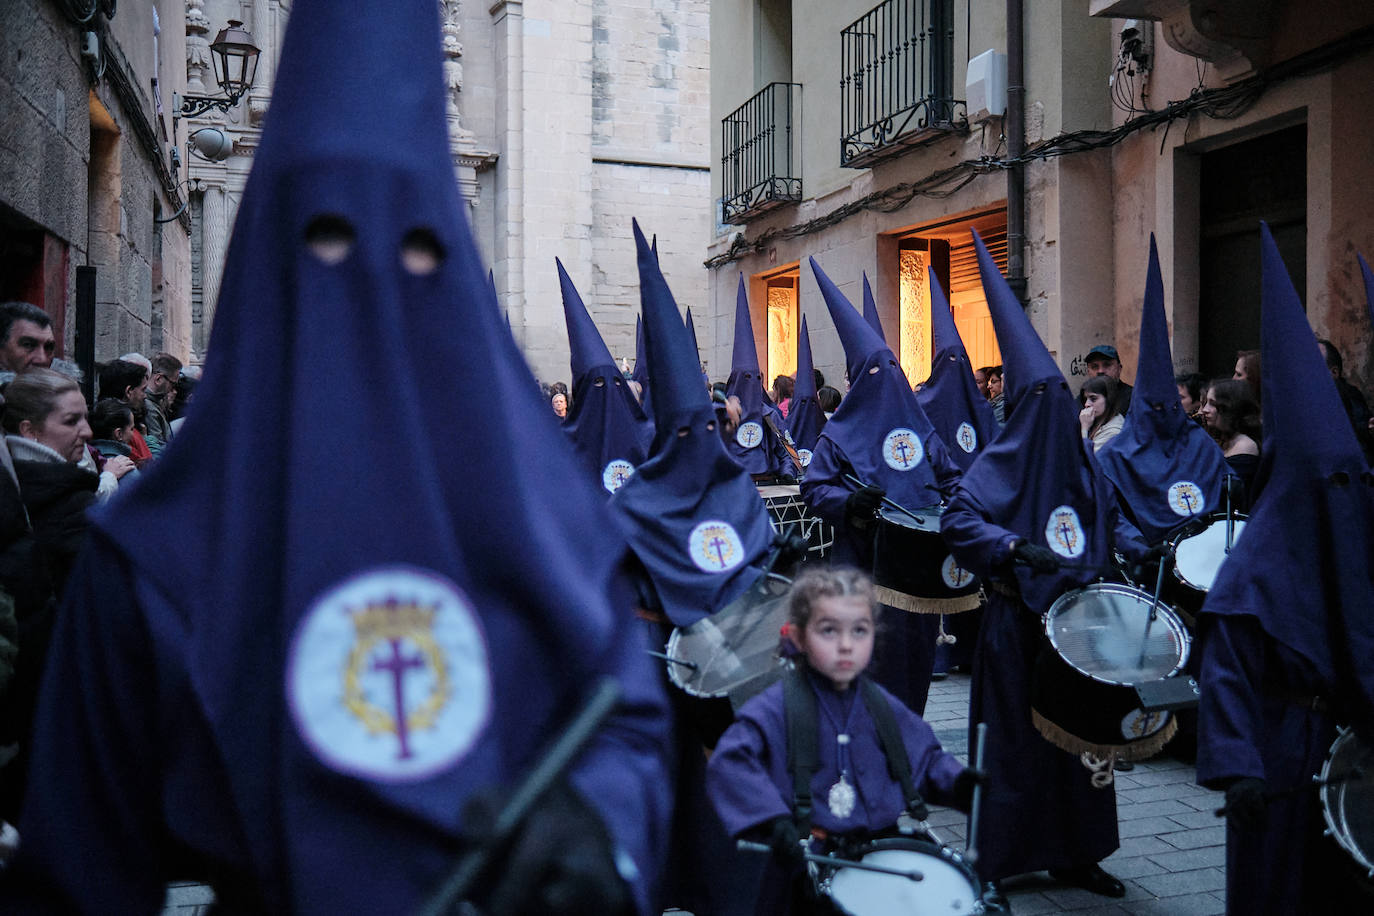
(785, 566, 877, 634)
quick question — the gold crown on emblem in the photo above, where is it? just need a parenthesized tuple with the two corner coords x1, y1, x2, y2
(350, 599, 437, 638)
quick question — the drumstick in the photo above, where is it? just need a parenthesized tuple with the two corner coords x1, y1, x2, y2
(1212, 768, 1368, 817)
(841, 473, 933, 522)
(735, 840, 926, 882)
(965, 722, 988, 867)
(644, 649, 699, 671)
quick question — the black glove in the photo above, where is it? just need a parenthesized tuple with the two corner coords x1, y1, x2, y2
(845, 485, 886, 526)
(952, 767, 987, 811)
(1223, 777, 1267, 833)
(768, 816, 808, 870)
(1130, 542, 1172, 584)
(470, 781, 633, 916)
(775, 531, 809, 570)
(1012, 541, 1060, 573)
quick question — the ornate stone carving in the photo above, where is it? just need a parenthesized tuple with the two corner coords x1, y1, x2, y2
(185, 0, 211, 93)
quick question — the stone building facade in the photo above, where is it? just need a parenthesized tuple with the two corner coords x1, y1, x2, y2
(706, 0, 1374, 398)
(184, 0, 712, 383)
(0, 0, 193, 368)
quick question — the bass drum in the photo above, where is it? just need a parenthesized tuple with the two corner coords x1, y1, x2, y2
(820, 837, 983, 916)
(1319, 727, 1374, 883)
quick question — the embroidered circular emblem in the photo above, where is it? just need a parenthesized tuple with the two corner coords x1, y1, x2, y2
(881, 428, 925, 471)
(941, 555, 974, 589)
(602, 459, 636, 493)
(287, 567, 491, 783)
(688, 520, 746, 573)
(1121, 708, 1170, 741)
(955, 422, 978, 454)
(797, 448, 813, 468)
(1044, 505, 1087, 559)
(736, 421, 764, 449)
(1166, 480, 1205, 517)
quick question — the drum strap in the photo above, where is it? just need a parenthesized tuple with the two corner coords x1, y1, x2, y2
(783, 666, 819, 827)
(859, 678, 927, 819)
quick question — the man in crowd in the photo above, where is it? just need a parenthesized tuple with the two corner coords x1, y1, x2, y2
(96, 359, 155, 466)
(143, 353, 182, 455)
(1083, 344, 1133, 414)
(1317, 338, 1373, 462)
(0, 304, 55, 374)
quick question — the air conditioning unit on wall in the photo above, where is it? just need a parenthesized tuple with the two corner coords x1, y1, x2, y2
(966, 49, 1008, 124)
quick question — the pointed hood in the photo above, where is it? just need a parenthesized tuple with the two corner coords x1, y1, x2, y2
(1096, 236, 1230, 543)
(685, 306, 709, 389)
(84, 1, 666, 907)
(557, 259, 653, 492)
(787, 314, 825, 459)
(725, 275, 790, 476)
(631, 314, 651, 419)
(1361, 253, 1374, 345)
(1202, 223, 1374, 740)
(862, 273, 887, 342)
(610, 222, 774, 627)
(809, 257, 950, 509)
(955, 230, 1120, 612)
(915, 267, 997, 471)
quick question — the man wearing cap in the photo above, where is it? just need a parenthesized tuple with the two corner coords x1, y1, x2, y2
(1084, 344, 1132, 415)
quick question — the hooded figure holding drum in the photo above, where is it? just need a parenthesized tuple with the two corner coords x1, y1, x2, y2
(941, 232, 1152, 899)
(1194, 226, 1374, 913)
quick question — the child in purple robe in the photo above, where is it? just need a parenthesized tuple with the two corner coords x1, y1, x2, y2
(706, 567, 980, 914)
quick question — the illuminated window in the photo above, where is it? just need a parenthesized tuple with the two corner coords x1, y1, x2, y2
(898, 246, 933, 387)
(764, 270, 798, 386)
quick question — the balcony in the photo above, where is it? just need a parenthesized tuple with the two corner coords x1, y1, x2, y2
(841, 0, 965, 169)
(721, 82, 803, 225)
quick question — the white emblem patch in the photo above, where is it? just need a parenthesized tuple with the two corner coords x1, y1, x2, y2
(287, 567, 491, 783)
(1166, 480, 1205, 517)
(941, 555, 974, 590)
(1121, 708, 1170, 741)
(602, 459, 636, 493)
(688, 520, 746, 573)
(955, 422, 978, 454)
(736, 421, 764, 449)
(1045, 505, 1087, 559)
(881, 428, 924, 471)
(797, 448, 813, 468)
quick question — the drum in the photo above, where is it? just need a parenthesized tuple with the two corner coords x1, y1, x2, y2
(872, 507, 980, 615)
(758, 484, 834, 560)
(1031, 583, 1190, 763)
(1319, 727, 1374, 880)
(665, 571, 791, 710)
(819, 837, 983, 916)
(1164, 512, 1248, 621)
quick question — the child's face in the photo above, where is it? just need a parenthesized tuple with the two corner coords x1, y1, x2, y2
(800, 595, 874, 691)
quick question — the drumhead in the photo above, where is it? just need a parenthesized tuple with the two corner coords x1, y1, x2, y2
(877, 506, 941, 532)
(825, 838, 981, 916)
(665, 573, 791, 698)
(1046, 583, 1189, 686)
(1171, 516, 1247, 592)
(1320, 728, 1374, 874)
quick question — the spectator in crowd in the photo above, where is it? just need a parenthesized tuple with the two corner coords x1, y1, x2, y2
(1175, 372, 1207, 420)
(1079, 376, 1125, 451)
(816, 385, 841, 419)
(1083, 344, 1133, 414)
(169, 374, 198, 435)
(143, 353, 182, 455)
(770, 374, 794, 418)
(1233, 349, 1261, 403)
(0, 303, 55, 374)
(1317, 338, 1373, 462)
(551, 391, 569, 419)
(986, 365, 1006, 424)
(96, 360, 154, 467)
(974, 365, 991, 400)
(89, 399, 142, 489)
(1199, 378, 1262, 505)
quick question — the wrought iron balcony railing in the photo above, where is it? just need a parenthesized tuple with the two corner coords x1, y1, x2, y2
(721, 82, 803, 225)
(841, 0, 965, 168)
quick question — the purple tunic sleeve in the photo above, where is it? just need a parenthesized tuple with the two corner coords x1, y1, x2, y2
(705, 686, 793, 838)
(799, 437, 852, 528)
(892, 694, 967, 809)
(1195, 614, 1267, 788)
(940, 486, 1019, 579)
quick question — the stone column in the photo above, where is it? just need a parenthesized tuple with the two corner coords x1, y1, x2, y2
(200, 182, 228, 334)
(249, 0, 274, 125)
(185, 0, 211, 94)
(489, 0, 524, 341)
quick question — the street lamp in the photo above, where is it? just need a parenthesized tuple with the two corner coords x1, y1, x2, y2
(175, 20, 261, 119)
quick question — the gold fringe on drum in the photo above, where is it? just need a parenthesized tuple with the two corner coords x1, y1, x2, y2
(873, 586, 982, 615)
(1031, 709, 1178, 765)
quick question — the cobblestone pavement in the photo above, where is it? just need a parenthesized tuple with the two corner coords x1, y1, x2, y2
(161, 672, 1226, 915)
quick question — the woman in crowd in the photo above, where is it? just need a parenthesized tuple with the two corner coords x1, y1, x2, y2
(1078, 375, 1125, 451)
(1233, 349, 1261, 403)
(771, 374, 794, 418)
(89, 398, 142, 488)
(816, 386, 841, 419)
(1198, 378, 1262, 504)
